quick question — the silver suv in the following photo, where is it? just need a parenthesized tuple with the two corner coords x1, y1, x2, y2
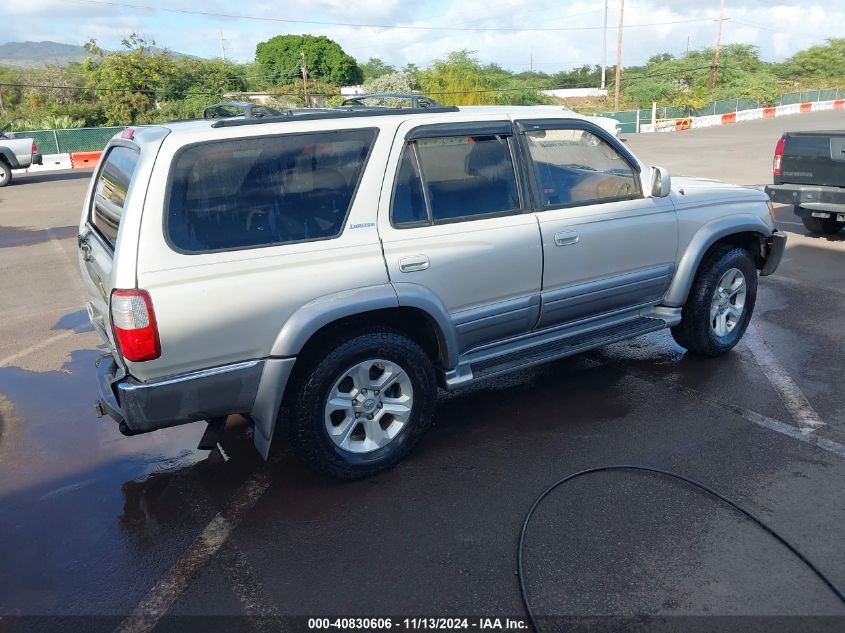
(78, 104, 785, 479)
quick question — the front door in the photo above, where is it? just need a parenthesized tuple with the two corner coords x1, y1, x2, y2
(378, 120, 543, 354)
(517, 120, 678, 329)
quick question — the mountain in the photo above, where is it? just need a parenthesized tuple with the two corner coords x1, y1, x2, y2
(0, 40, 200, 68)
(0, 41, 90, 68)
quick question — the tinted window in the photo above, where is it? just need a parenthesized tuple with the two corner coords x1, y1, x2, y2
(167, 129, 375, 252)
(524, 129, 640, 207)
(392, 135, 519, 226)
(92, 146, 139, 248)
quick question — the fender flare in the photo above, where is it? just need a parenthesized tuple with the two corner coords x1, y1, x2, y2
(268, 283, 458, 367)
(270, 284, 400, 357)
(663, 215, 772, 307)
(0, 148, 21, 169)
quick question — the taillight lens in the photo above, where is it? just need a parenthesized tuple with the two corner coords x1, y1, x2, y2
(32, 141, 38, 154)
(773, 135, 786, 175)
(111, 289, 161, 362)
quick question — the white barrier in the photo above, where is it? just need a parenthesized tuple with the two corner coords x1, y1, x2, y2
(26, 153, 73, 172)
(654, 99, 844, 133)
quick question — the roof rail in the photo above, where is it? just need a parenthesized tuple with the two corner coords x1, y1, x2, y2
(210, 106, 460, 128)
(339, 93, 443, 109)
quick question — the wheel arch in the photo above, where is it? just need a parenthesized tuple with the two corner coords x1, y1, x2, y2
(664, 217, 772, 308)
(255, 285, 456, 459)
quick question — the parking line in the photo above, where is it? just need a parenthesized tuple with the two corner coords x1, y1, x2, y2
(744, 326, 825, 433)
(638, 375, 845, 459)
(0, 330, 76, 368)
(113, 471, 272, 633)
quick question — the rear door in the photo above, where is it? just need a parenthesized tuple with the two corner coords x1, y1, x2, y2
(378, 120, 543, 354)
(516, 119, 678, 329)
(78, 143, 141, 347)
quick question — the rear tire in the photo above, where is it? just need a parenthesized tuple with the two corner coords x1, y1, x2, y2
(800, 212, 844, 235)
(671, 245, 757, 356)
(0, 160, 11, 187)
(285, 328, 436, 480)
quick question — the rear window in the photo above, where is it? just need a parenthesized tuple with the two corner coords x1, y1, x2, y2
(92, 146, 139, 248)
(166, 129, 376, 253)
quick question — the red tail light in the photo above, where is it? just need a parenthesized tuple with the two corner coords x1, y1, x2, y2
(32, 141, 38, 154)
(111, 289, 161, 362)
(773, 135, 786, 175)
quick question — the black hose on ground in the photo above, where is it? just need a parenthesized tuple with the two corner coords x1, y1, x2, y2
(517, 465, 845, 632)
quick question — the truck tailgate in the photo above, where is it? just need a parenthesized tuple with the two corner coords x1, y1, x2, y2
(777, 131, 845, 187)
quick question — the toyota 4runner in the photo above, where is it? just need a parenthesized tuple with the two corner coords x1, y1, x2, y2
(78, 104, 786, 479)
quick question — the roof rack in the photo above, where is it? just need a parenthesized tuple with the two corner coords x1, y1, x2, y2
(203, 101, 287, 120)
(210, 105, 459, 128)
(339, 93, 443, 109)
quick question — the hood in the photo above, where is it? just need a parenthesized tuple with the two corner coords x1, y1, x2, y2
(670, 176, 768, 206)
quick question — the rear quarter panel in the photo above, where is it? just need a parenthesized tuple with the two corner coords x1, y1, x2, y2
(132, 121, 394, 381)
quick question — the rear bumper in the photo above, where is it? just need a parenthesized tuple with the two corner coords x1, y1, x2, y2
(765, 183, 845, 214)
(96, 355, 266, 434)
(760, 231, 786, 276)
(31, 153, 42, 166)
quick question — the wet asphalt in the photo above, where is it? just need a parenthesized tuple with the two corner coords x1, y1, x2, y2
(0, 112, 844, 629)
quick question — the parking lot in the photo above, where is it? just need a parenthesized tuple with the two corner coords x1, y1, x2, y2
(1, 110, 844, 630)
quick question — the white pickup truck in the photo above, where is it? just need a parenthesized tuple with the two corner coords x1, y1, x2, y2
(0, 122, 42, 186)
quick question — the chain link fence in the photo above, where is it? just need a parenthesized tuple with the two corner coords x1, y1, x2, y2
(12, 126, 125, 154)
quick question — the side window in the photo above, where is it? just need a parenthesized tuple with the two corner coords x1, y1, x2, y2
(524, 128, 641, 208)
(391, 134, 520, 227)
(91, 146, 139, 248)
(166, 129, 376, 253)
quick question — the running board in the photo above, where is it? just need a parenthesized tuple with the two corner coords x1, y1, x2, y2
(444, 316, 666, 388)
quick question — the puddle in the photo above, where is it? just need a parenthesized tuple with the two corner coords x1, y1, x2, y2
(52, 309, 94, 334)
(0, 348, 225, 614)
(0, 225, 78, 248)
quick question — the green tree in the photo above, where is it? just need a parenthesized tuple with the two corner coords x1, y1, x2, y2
(360, 57, 395, 82)
(780, 39, 845, 80)
(83, 34, 179, 124)
(255, 35, 362, 86)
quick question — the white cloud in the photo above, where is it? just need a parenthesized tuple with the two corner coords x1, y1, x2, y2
(1, 0, 842, 72)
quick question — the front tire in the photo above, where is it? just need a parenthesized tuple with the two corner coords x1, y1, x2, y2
(0, 160, 11, 187)
(671, 245, 757, 356)
(286, 328, 436, 480)
(799, 211, 844, 235)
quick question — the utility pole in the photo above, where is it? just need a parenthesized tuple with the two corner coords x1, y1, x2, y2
(219, 28, 226, 61)
(708, 0, 726, 90)
(300, 51, 309, 108)
(530, 52, 533, 74)
(600, 0, 608, 90)
(614, 0, 625, 110)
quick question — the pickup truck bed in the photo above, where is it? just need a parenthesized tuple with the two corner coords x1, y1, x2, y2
(765, 130, 845, 234)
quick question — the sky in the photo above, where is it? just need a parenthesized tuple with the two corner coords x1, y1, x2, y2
(2, 0, 843, 73)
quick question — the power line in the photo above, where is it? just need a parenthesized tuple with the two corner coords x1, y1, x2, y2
(64, 0, 716, 33)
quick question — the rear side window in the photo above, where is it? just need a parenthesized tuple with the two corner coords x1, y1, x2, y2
(392, 134, 520, 227)
(166, 129, 376, 253)
(92, 146, 139, 248)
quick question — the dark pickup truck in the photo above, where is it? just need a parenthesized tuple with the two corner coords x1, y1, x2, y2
(765, 131, 845, 235)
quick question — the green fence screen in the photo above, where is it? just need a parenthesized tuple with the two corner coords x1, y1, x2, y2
(14, 126, 125, 154)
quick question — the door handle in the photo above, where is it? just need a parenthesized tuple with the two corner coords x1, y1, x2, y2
(554, 230, 580, 246)
(399, 255, 430, 273)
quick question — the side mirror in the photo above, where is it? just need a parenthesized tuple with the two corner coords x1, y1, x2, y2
(650, 166, 671, 197)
